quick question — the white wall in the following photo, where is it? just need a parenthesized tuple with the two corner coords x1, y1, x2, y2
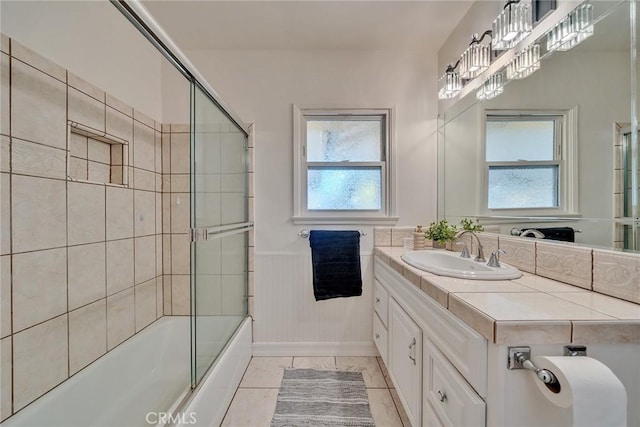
(170, 48, 439, 349)
(1, 0, 164, 121)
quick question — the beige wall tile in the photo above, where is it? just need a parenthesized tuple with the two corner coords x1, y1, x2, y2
(69, 132, 87, 158)
(0, 255, 10, 338)
(155, 193, 162, 235)
(536, 242, 592, 290)
(163, 234, 172, 275)
(68, 87, 105, 133)
(477, 233, 499, 259)
(135, 279, 156, 332)
(68, 182, 105, 246)
(133, 121, 155, 172)
(88, 161, 110, 183)
(170, 174, 190, 193)
(106, 238, 134, 295)
(134, 236, 156, 285)
(1, 53, 9, 137)
(374, 227, 392, 247)
(194, 192, 221, 226)
(494, 321, 572, 344)
(69, 157, 88, 181)
(593, 249, 640, 304)
(171, 193, 190, 234)
(171, 275, 190, 315)
(68, 72, 104, 102)
(498, 236, 536, 274)
(171, 234, 190, 275)
(106, 288, 134, 350)
(0, 336, 11, 421)
(12, 138, 66, 179)
(133, 167, 155, 191)
(171, 124, 190, 133)
(162, 132, 171, 174)
(12, 248, 67, 332)
(87, 138, 110, 164)
(162, 192, 171, 234)
(0, 34, 7, 54)
(13, 314, 68, 411)
(106, 186, 133, 241)
(155, 130, 162, 173)
(221, 275, 245, 315)
(68, 243, 106, 310)
(106, 94, 132, 117)
(11, 40, 65, 82)
(163, 275, 172, 315)
(195, 275, 221, 315)
(0, 136, 9, 172)
(134, 190, 156, 237)
(221, 193, 245, 224)
(156, 277, 163, 320)
(69, 299, 107, 375)
(391, 227, 414, 247)
(170, 132, 190, 174)
(12, 175, 66, 253)
(106, 106, 133, 143)
(0, 173, 9, 255)
(11, 60, 66, 149)
(155, 235, 162, 277)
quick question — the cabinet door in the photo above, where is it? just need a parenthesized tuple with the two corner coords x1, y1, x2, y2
(389, 298, 422, 427)
(423, 339, 485, 427)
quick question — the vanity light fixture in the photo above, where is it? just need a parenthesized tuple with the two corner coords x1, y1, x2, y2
(438, 62, 462, 100)
(476, 72, 504, 100)
(460, 30, 493, 79)
(492, 0, 532, 50)
(547, 2, 593, 52)
(506, 44, 540, 79)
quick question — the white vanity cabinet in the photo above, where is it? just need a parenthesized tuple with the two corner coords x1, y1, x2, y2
(389, 298, 423, 427)
(374, 258, 487, 427)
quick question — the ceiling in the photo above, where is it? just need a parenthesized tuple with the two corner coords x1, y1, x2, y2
(142, 0, 474, 51)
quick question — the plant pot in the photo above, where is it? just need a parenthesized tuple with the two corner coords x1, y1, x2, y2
(431, 240, 446, 249)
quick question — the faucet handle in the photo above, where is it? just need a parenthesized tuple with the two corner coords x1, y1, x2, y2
(456, 242, 470, 258)
(487, 249, 506, 267)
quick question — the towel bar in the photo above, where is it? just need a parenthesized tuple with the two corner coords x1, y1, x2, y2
(298, 229, 366, 239)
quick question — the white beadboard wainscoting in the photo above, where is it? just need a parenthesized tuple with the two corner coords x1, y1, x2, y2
(253, 252, 376, 356)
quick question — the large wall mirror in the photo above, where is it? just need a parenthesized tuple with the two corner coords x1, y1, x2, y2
(438, 0, 640, 252)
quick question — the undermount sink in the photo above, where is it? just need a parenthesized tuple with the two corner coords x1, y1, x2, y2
(401, 250, 522, 280)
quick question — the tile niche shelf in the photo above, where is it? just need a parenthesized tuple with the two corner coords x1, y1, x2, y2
(67, 121, 129, 186)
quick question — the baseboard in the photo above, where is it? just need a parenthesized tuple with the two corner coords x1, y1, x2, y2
(252, 341, 378, 356)
(177, 317, 252, 427)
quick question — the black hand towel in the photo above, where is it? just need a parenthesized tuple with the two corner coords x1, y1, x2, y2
(309, 230, 362, 301)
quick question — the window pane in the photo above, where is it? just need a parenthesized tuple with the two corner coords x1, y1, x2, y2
(486, 119, 555, 161)
(307, 120, 381, 162)
(488, 165, 558, 209)
(308, 167, 381, 210)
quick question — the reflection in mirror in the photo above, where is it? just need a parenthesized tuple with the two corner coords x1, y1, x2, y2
(438, 0, 640, 251)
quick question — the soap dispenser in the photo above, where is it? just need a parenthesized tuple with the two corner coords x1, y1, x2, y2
(413, 225, 426, 250)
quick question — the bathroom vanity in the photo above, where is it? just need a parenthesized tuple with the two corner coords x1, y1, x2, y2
(373, 246, 640, 427)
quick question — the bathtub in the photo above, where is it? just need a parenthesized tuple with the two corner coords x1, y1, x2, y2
(2, 316, 252, 427)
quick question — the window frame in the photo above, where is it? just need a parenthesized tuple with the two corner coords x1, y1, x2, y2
(480, 108, 579, 217)
(293, 106, 398, 224)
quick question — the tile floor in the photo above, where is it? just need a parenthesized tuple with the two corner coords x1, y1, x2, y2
(221, 356, 410, 426)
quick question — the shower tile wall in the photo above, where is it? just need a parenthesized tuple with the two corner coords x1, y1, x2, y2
(0, 36, 164, 420)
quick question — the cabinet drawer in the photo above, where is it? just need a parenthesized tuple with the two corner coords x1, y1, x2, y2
(424, 340, 485, 427)
(373, 313, 388, 364)
(374, 279, 389, 327)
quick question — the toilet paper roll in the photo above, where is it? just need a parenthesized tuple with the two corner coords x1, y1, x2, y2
(532, 356, 627, 427)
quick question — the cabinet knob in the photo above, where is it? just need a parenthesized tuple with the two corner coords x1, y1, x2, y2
(438, 390, 447, 403)
(375, 297, 380, 303)
(375, 333, 380, 339)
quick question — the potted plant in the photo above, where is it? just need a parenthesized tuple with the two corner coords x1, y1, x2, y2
(460, 218, 484, 233)
(425, 220, 458, 249)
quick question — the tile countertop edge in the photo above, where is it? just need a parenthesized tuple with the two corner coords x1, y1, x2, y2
(374, 247, 640, 344)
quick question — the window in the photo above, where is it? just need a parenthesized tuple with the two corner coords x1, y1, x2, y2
(293, 107, 397, 224)
(483, 110, 578, 215)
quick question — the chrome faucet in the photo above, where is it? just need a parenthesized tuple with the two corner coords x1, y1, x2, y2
(455, 231, 486, 263)
(487, 249, 506, 267)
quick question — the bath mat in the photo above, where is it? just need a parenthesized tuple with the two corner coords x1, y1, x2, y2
(271, 369, 375, 426)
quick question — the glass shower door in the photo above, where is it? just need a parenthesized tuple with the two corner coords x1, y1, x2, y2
(190, 84, 250, 386)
